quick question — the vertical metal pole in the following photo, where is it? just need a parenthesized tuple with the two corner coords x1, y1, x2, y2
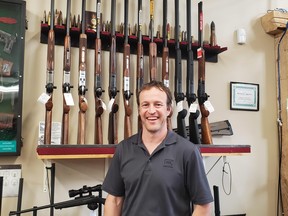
(213, 185, 220, 216)
(16, 178, 24, 216)
(0, 176, 3, 216)
(98, 188, 102, 216)
(50, 163, 55, 216)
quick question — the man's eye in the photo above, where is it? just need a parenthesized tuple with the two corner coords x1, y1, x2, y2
(155, 103, 163, 107)
(141, 104, 148, 108)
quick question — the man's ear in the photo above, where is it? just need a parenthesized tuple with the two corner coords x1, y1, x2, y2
(167, 106, 173, 117)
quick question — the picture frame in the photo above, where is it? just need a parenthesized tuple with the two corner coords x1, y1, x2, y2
(230, 82, 259, 111)
(0, 0, 26, 156)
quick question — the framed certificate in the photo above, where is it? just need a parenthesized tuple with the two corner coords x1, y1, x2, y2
(0, 0, 26, 155)
(230, 82, 259, 111)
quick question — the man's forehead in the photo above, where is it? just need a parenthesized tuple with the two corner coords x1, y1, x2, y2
(140, 88, 166, 100)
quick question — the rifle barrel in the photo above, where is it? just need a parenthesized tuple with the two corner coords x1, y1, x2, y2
(197, 1, 213, 144)
(123, 0, 132, 139)
(77, 0, 88, 144)
(95, 0, 104, 144)
(186, 0, 200, 144)
(44, 0, 56, 145)
(174, 0, 187, 138)
(108, 0, 119, 144)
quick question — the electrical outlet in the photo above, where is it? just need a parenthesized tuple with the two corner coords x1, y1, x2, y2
(0, 164, 21, 197)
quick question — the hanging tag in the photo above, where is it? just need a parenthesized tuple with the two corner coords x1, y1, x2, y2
(197, 48, 202, 59)
(204, 101, 214, 113)
(64, 93, 74, 106)
(189, 103, 198, 113)
(176, 101, 183, 112)
(108, 98, 115, 112)
(101, 99, 107, 110)
(37, 93, 50, 104)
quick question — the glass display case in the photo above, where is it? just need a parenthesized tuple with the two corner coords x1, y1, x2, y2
(0, 0, 26, 156)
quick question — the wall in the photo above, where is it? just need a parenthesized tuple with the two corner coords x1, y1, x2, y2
(0, 0, 284, 215)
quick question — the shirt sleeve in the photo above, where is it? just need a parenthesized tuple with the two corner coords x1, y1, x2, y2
(185, 146, 214, 205)
(102, 145, 125, 197)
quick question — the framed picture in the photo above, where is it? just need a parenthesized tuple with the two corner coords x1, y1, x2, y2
(230, 82, 259, 111)
(0, 0, 26, 155)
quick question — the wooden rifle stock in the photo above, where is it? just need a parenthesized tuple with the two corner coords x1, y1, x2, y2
(77, 0, 88, 144)
(62, 0, 72, 144)
(149, 0, 157, 81)
(162, 0, 172, 130)
(136, 0, 144, 132)
(108, 0, 119, 144)
(44, 0, 56, 145)
(198, 51, 212, 144)
(197, 1, 212, 144)
(94, 0, 104, 144)
(123, 0, 132, 139)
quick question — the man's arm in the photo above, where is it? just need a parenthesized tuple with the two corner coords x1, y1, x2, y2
(104, 194, 124, 216)
(192, 203, 212, 216)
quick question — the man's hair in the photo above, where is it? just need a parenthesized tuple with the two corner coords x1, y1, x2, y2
(136, 80, 173, 107)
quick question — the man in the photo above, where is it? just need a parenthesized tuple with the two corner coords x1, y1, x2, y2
(102, 81, 213, 216)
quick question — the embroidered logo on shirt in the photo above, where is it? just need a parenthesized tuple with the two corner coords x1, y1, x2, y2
(163, 159, 174, 168)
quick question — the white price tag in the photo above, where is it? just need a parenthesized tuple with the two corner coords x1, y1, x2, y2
(64, 93, 74, 106)
(108, 98, 115, 112)
(176, 101, 184, 112)
(204, 101, 214, 113)
(101, 99, 107, 110)
(189, 103, 198, 113)
(37, 93, 50, 104)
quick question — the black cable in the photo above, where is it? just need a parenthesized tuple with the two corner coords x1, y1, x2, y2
(222, 161, 232, 195)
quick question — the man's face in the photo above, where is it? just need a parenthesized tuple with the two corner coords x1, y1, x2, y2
(138, 87, 171, 133)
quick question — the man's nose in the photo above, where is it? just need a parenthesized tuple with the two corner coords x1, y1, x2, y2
(148, 105, 156, 113)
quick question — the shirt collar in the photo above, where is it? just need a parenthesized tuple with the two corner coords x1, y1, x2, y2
(132, 130, 177, 147)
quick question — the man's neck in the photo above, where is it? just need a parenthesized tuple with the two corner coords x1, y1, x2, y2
(142, 127, 168, 154)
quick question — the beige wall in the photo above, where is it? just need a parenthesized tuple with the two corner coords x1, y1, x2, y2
(0, 0, 283, 215)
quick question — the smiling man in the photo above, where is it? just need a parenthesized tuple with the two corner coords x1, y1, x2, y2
(102, 81, 213, 216)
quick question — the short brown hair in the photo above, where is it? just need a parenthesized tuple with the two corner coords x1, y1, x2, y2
(136, 80, 173, 107)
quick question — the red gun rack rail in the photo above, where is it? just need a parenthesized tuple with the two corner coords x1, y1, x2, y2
(36, 144, 251, 159)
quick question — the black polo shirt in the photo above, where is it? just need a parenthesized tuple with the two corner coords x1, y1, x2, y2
(102, 130, 213, 216)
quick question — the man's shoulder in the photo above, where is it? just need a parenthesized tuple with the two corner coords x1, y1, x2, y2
(167, 131, 200, 154)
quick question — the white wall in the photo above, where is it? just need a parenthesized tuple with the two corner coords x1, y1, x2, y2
(0, 0, 285, 215)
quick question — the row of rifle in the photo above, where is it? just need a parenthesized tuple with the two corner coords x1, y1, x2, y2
(42, 0, 214, 145)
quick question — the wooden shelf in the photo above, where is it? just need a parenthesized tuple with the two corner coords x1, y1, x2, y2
(36, 144, 251, 160)
(40, 24, 227, 63)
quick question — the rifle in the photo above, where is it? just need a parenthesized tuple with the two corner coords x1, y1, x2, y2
(77, 0, 88, 144)
(61, 0, 73, 144)
(94, 0, 105, 144)
(197, 1, 213, 144)
(123, 0, 132, 139)
(44, 0, 56, 145)
(186, 0, 200, 144)
(162, 0, 172, 130)
(108, 0, 119, 144)
(149, 0, 157, 81)
(174, 0, 187, 138)
(136, 0, 144, 131)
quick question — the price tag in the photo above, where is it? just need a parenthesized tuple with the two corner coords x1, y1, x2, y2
(189, 103, 198, 113)
(37, 93, 50, 104)
(204, 101, 214, 113)
(108, 98, 115, 112)
(176, 101, 184, 112)
(64, 93, 74, 106)
(197, 48, 202, 59)
(101, 99, 107, 110)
